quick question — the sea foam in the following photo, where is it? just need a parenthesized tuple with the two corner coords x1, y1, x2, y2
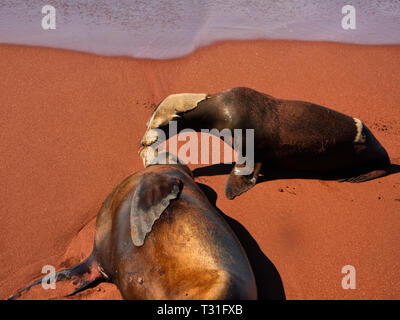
(1, 0, 399, 59)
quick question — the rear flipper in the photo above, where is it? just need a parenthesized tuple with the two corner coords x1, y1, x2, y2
(338, 169, 389, 183)
(7, 254, 105, 300)
(226, 162, 262, 200)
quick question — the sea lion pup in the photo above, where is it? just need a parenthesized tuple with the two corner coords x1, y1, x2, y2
(140, 87, 392, 199)
(8, 153, 257, 300)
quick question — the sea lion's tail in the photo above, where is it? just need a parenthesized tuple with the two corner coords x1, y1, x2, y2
(7, 253, 105, 300)
(338, 163, 400, 183)
(388, 163, 400, 175)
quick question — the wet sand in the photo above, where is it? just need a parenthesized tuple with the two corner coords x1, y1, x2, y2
(0, 40, 399, 299)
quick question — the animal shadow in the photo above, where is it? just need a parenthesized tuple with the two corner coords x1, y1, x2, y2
(193, 163, 234, 177)
(194, 163, 400, 183)
(197, 182, 286, 300)
(388, 163, 400, 174)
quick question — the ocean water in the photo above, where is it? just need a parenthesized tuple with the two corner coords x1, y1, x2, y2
(0, 0, 399, 59)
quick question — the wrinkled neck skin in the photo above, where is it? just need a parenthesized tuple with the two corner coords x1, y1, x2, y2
(141, 99, 247, 167)
(140, 91, 254, 167)
(158, 97, 240, 146)
(156, 106, 217, 136)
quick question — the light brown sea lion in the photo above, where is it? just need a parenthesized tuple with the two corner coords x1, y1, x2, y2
(8, 154, 257, 300)
(140, 87, 392, 199)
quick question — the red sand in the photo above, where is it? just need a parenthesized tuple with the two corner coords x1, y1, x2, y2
(0, 41, 399, 300)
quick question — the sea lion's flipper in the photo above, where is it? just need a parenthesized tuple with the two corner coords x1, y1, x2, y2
(225, 162, 262, 200)
(338, 169, 389, 183)
(130, 173, 182, 246)
(7, 254, 105, 300)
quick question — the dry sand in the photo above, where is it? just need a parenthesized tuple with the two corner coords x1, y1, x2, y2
(0, 40, 399, 299)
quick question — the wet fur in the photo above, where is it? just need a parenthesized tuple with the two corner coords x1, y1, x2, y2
(142, 87, 392, 199)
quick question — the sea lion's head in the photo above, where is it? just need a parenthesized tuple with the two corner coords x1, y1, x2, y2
(138, 149, 192, 178)
(140, 93, 208, 166)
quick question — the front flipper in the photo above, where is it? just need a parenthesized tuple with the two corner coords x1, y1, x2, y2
(338, 169, 389, 183)
(225, 162, 262, 200)
(130, 173, 182, 246)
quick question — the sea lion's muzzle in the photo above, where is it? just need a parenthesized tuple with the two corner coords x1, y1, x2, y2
(141, 128, 159, 147)
(139, 145, 158, 167)
(139, 128, 161, 167)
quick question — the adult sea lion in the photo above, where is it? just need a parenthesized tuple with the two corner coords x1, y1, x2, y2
(140, 87, 392, 199)
(8, 154, 257, 300)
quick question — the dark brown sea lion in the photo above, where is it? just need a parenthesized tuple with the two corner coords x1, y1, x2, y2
(140, 87, 392, 199)
(8, 154, 257, 300)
